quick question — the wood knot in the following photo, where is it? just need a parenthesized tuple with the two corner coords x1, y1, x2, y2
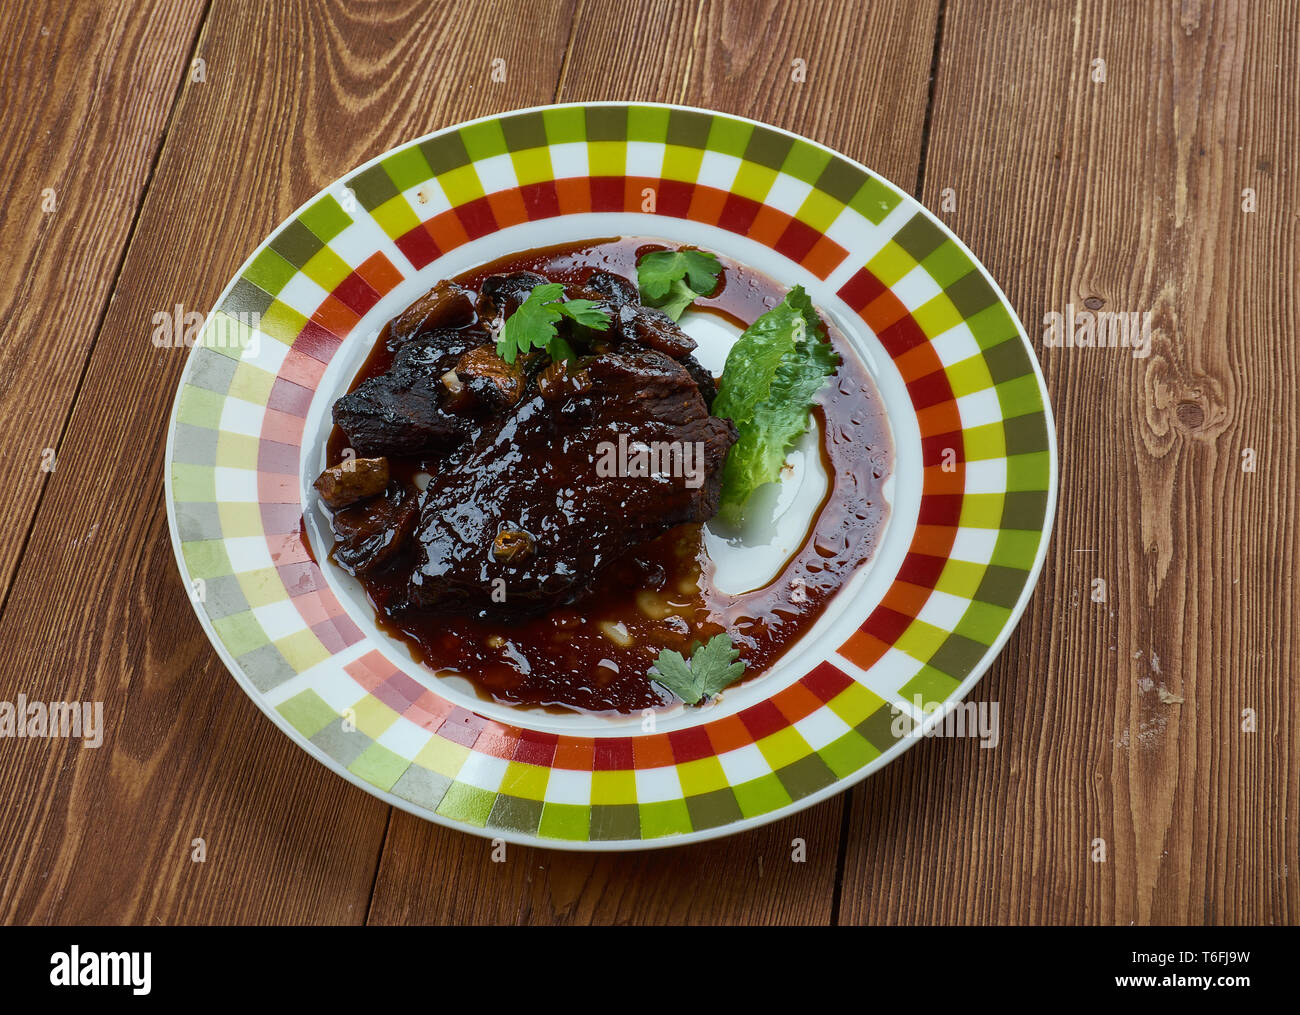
(1175, 400, 1205, 431)
(1141, 356, 1230, 448)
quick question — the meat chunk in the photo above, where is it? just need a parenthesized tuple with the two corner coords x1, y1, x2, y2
(388, 280, 476, 347)
(453, 345, 526, 411)
(478, 271, 548, 319)
(535, 357, 593, 402)
(332, 353, 471, 457)
(680, 353, 718, 410)
(333, 323, 497, 457)
(578, 269, 638, 308)
(569, 270, 696, 359)
(615, 304, 697, 359)
(406, 347, 737, 613)
(314, 456, 389, 509)
(387, 321, 485, 361)
(330, 482, 419, 576)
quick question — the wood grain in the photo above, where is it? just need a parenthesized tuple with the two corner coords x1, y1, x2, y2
(837, 0, 1299, 925)
(363, 0, 941, 926)
(1, 0, 1294, 927)
(0, 0, 576, 925)
(0, 0, 205, 604)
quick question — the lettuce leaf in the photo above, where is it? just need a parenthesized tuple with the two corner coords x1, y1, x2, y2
(712, 286, 839, 526)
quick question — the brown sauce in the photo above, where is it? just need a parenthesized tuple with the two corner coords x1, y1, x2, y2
(323, 238, 892, 715)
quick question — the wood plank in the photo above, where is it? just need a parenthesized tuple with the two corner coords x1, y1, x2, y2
(838, 0, 1299, 924)
(371, 801, 848, 924)
(0, 0, 205, 603)
(0, 0, 576, 925)
(365, 0, 941, 926)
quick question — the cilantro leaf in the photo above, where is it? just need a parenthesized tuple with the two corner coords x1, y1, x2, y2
(546, 336, 576, 363)
(652, 278, 703, 322)
(496, 282, 564, 363)
(637, 248, 721, 321)
(555, 299, 609, 328)
(650, 633, 747, 705)
(712, 285, 840, 526)
(496, 283, 611, 363)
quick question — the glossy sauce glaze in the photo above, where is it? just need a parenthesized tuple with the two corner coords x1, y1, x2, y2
(323, 238, 892, 714)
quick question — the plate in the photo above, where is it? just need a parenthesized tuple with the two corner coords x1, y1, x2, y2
(165, 103, 1057, 849)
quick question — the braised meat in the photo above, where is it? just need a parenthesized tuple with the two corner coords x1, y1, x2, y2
(387, 280, 476, 348)
(330, 482, 419, 576)
(332, 328, 483, 457)
(581, 269, 638, 307)
(570, 270, 698, 359)
(450, 345, 526, 412)
(318, 255, 737, 680)
(615, 305, 697, 359)
(332, 360, 468, 457)
(406, 346, 736, 613)
(479, 270, 549, 319)
(681, 353, 719, 409)
(313, 455, 389, 509)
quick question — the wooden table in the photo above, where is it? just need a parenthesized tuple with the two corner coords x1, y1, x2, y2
(0, 0, 1294, 926)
